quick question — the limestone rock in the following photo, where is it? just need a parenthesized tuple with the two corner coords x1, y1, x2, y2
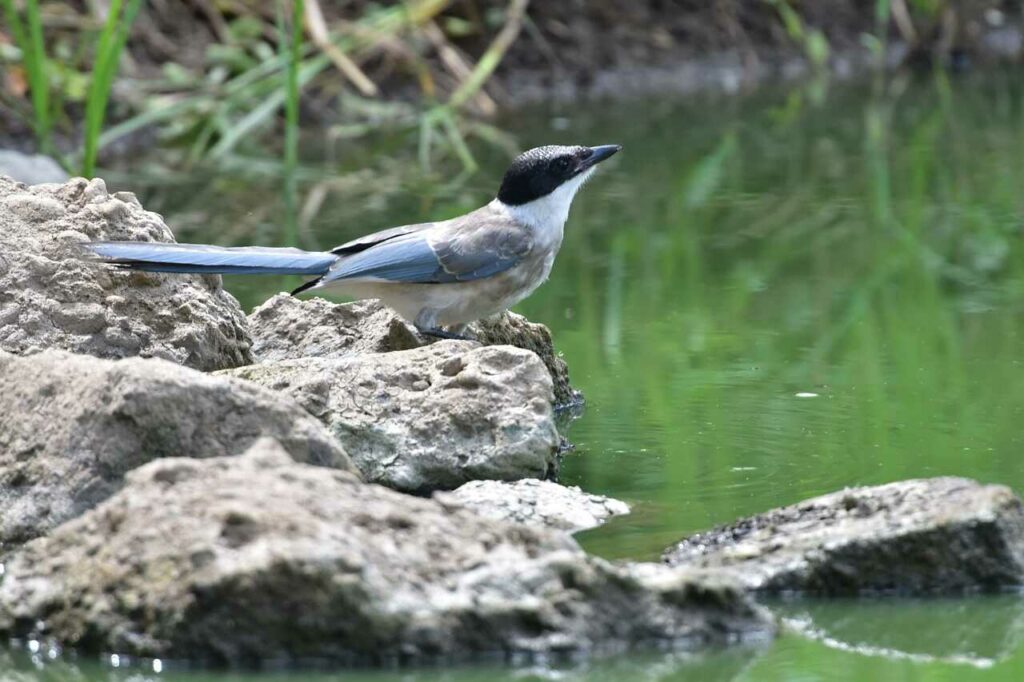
(248, 294, 578, 405)
(249, 293, 422, 361)
(470, 312, 579, 407)
(436, 479, 630, 533)
(222, 341, 559, 492)
(663, 478, 1024, 595)
(0, 175, 251, 370)
(0, 350, 353, 547)
(0, 441, 774, 664)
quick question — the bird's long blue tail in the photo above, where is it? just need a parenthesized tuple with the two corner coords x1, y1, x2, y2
(83, 241, 338, 276)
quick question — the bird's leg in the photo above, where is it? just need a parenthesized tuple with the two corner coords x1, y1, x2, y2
(414, 310, 475, 341)
(416, 326, 474, 342)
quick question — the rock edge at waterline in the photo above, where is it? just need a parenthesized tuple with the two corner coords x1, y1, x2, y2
(663, 477, 1024, 595)
(0, 439, 775, 664)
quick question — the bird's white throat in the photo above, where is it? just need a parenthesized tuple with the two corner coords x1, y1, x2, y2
(493, 167, 595, 247)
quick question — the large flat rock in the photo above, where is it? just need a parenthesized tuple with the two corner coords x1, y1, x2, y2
(0, 176, 251, 370)
(663, 478, 1024, 595)
(0, 440, 775, 664)
(222, 341, 560, 492)
(0, 350, 353, 547)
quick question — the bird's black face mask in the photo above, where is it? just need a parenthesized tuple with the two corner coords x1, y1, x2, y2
(497, 144, 620, 206)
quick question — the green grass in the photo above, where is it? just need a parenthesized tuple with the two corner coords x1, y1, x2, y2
(2, 0, 52, 154)
(81, 0, 143, 177)
(280, 0, 303, 248)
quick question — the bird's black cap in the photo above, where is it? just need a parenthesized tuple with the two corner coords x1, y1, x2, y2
(497, 144, 621, 206)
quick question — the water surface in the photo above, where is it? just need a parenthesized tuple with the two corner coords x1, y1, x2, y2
(15, 69, 1024, 680)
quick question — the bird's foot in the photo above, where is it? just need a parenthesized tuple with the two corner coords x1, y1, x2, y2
(417, 326, 475, 342)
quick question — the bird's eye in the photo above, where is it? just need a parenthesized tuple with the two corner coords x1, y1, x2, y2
(554, 157, 571, 172)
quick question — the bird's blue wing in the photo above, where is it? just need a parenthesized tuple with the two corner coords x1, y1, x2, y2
(323, 234, 454, 283)
(320, 216, 532, 285)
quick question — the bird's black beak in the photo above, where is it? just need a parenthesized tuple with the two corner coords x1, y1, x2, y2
(581, 144, 622, 171)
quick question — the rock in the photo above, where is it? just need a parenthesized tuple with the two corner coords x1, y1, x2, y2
(249, 293, 422, 360)
(0, 151, 68, 185)
(662, 478, 1024, 595)
(0, 441, 774, 663)
(0, 350, 354, 547)
(469, 312, 579, 407)
(222, 341, 559, 492)
(248, 294, 578, 406)
(980, 26, 1024, 60)
(0, 175, 251, 370)
(435, 479, 630, 533)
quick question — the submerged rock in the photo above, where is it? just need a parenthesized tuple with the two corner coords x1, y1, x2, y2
(222, 341, 559, 492)
(435, 479, 630, 533)
(663, 478, 1024, 595)
(249, 294, 578, 405)
(0, 176, 251, 370)
(0, 440, 774, 664)
(0, 350, 353, 547)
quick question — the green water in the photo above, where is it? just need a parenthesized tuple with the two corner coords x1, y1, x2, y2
(17, 69, 1024, 679)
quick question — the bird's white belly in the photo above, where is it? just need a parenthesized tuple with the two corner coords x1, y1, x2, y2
(326, 250, 556, 328)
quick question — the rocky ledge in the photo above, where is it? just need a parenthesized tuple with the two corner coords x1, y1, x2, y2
(0, 439, 774, 664)
(663, 478, 1024, 595)
(222, 341, 560, 492)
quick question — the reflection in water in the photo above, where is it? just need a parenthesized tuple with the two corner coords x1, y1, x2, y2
(775, 595, 1024, 668)
(0, 645, 767, 682)
(37, 70, 1024, 680)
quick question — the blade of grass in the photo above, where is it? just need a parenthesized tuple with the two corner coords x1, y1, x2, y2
(447, 0, 528, 110)
(282, 0, 304, 247)
(2, 0, 53, 153)
(81, 0, 143, 177)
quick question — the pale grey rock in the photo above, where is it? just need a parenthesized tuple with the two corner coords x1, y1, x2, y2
(248, 295, 578, 405)
(469, 311, 579, 407)
(0, 441, 774, 663)
(663, 478, 1024, 595)
(0, 350, 354, 547)
(0, 175, 251, 370)
(0, 151, 68, 185)
(436, 479, 630, 533)
(249, 293, 422, 361)
(222, 341, 559, 492)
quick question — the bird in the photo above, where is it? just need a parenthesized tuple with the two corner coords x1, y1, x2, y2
(84, 144, 621, 338)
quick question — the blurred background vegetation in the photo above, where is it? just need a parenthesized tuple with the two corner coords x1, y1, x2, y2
(1, 0, 1023, 182)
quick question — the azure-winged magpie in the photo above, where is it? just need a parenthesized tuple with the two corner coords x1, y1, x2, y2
(85, 144, 621, 338)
